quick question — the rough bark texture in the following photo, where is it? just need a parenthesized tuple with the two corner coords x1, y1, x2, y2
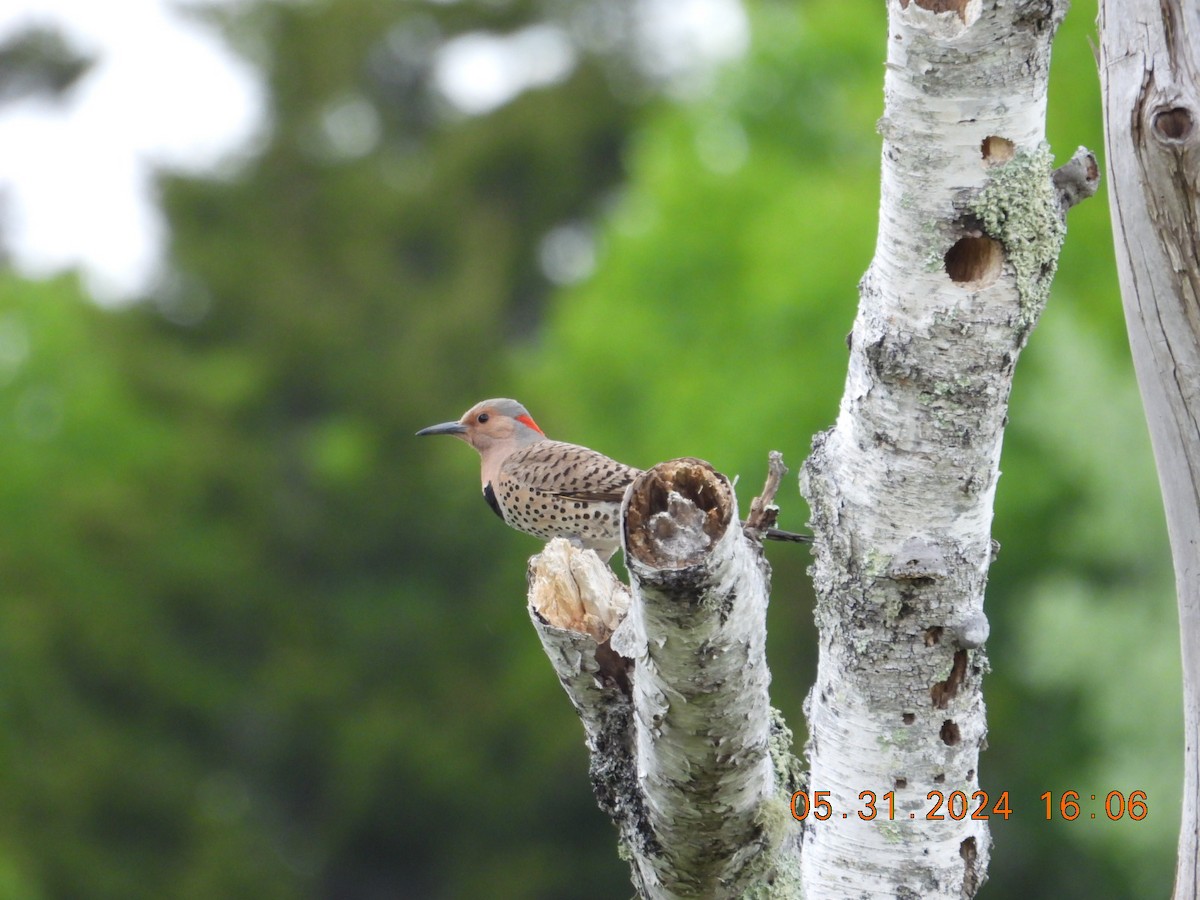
(616, 460, 781, 898)
(527, 543, 653, 892)
(798, 0, 1077, 895)
(1098, 4, 1200, 897)
(528, 460, 801, 899)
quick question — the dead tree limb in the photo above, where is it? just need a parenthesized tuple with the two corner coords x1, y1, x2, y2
(528, 458, 800, 899)
(1098, 4, 1200, 897)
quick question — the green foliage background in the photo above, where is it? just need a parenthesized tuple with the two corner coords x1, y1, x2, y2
(0, 0, 1179, 897)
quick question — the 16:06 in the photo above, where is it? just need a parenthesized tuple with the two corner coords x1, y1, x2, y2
(1041, 790, 1148, 820)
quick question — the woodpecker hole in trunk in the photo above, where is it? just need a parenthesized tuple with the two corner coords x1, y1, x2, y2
(945, 235, 1003, 286)
(981, 135, 1015, 165)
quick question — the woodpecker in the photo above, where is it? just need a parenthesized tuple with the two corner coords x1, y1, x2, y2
(416, 398, 809, 558)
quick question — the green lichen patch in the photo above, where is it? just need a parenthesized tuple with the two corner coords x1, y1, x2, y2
(969, 144, 1065, 327)
(739, 846, 804, 900)
(735, 709, 806, 899)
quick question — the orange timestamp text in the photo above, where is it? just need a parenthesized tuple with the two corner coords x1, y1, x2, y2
(789, 789, 1149, 822)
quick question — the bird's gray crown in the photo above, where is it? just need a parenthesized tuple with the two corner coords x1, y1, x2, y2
(479, 398, 530, 419)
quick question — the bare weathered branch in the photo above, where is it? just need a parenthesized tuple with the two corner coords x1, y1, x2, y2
(745, 451, 788, 536)
(613, 458, 789, 897)
(1099, 3, 1200, 896)
(526, 543, 654, 895)
(528, 459, 800, 899)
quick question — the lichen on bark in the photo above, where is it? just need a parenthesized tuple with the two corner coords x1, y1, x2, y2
(968, 144, 1066, 328)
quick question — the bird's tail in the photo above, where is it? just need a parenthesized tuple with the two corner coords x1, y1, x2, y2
(763, 526, 813, 544)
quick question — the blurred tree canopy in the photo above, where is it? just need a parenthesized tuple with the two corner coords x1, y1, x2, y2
(0, 0, 1179, 898)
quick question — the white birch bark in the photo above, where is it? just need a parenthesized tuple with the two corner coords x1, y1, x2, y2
(615, 460, 784, 898)
(528, 460, 801, 899)
(798, 0, 1084, 895)
(525, 3, 1098, 895)
(527, 542, 657, 895)
(1097, 4, 1200, 897)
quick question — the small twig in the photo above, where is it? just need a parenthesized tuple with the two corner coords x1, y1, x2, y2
(744, 451, 788, 536)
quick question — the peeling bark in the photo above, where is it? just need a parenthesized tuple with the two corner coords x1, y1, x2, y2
(1098, 4, 1200, 897)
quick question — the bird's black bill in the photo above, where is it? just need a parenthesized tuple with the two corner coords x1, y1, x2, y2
(416, 421, 468, 437)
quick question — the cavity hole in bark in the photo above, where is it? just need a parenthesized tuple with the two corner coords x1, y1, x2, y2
(902, 713, 916, 725)
(924, 626, 943, 647)
(625, 458, 732, 566)
(1153, 107, 1195, 143)
(895, 777, 908, 789)
(939, 720, 961, 745)
(944, 235, 1002, 286)
(981, 135, 1015, 165)
(933, 772, 946, 784)
(595, 641, 632, 695)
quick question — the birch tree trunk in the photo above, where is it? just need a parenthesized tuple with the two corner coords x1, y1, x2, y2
(1098, 4, 1200, 897)
(798, 0, 1092, 895)
(525, 2, 1098, 896)
(528, 459, 802, 899)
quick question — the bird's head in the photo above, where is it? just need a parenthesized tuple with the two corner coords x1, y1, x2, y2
(416, 398, 546, 454)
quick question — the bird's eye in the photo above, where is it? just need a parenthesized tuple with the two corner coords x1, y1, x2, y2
(477, 413, 490, 423)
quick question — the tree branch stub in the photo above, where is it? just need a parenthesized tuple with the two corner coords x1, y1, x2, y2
(529, 459, 799, 899)
(613, 458, 786, 898)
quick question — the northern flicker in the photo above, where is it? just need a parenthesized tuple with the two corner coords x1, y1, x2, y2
(416, 398, 809, 558)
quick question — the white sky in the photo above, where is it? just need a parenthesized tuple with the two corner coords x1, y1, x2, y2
(0, 0, 265, 303)
(0, 0, 746, 304)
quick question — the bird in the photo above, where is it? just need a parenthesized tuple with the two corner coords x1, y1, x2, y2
(416, 398, 810, 559)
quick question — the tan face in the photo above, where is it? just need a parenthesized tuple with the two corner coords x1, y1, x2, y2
(415, 398, 544, 453)
(455, 402, 522, 451)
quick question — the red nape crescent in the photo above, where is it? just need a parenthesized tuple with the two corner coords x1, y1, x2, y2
(516, 414, 543, 435)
